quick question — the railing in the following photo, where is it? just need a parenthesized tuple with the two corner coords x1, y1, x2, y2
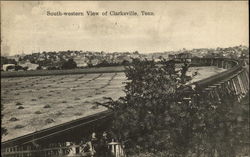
(177, 57, 249, 102)
(189, 57, 242, 88)
(1, 110, 113, 148)
(1, 141, 126, 157)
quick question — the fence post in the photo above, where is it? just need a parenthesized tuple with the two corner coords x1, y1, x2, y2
(108, 140, 126, 157)
(20, 146, 23, 157)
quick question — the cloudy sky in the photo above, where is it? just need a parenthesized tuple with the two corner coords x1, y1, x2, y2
(1, 1, 248, 55)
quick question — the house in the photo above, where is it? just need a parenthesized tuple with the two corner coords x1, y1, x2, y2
(2, 64, 16, 71)
(18, 61, 39, 70)
(168, 54, 176, 60)
(90, 58, 101, 66)
(73, 56, 89, 68)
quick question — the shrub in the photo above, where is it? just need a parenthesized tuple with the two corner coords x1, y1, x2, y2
(55, 112, 63, 116)
(9, 117, 19, 121)
(17, 106, 24, 109)
(14, 125, 24, 129)
(43, 105, 51, 108)
(45, 118, 55, 124)
(91, 105, 98, 109)
(35, 111, 42, 114)
(16, 102, 23, 106)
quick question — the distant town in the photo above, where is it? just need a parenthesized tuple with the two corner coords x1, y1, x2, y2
(1, 45, 249, 71)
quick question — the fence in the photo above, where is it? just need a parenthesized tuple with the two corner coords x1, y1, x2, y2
(1, 140, 126, 157)
(187, 57, 249, 102)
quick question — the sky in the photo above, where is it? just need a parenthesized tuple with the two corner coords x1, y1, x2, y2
(1, 1, 249, 56)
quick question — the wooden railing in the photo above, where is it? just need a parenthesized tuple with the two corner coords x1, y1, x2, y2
(1, 141, 126, 157)
(178, 57, 249, 102)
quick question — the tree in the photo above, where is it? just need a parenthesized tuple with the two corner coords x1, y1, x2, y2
(1, 103, 7, 137)
(1, 56, 17, 65)
(61, 58, 77, 69)
(98, 59, 191, 155)
(98, 58, 248, 156)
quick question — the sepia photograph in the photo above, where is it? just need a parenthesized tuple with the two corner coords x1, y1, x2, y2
(1, 1, 249, 157)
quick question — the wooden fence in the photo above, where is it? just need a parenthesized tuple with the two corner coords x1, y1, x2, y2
(1, 141, 126, 157)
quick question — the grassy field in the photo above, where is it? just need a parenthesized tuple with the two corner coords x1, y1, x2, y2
(1, 72, 126, 141)
(1, 66, 125, 78)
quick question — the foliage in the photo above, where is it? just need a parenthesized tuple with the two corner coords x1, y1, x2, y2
(201, 91, 249, 157)
(61, 58, 77, 69)
(1, 103, 7, 137)
(95, 60, 131, 67)
(98, 59, 189, 155)
(1, 56, 17, 66)
(98, 59, 249, 156)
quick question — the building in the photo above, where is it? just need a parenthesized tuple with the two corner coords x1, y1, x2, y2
(2, 64, 16, 71)
(18, 61, 39, 70)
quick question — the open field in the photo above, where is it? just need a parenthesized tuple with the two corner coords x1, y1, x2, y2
(1, 66, 125, 78)
(1, 66, 226, 142)
(1, 72, 126, 141)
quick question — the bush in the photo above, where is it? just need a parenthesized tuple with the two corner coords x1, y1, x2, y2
(16, 102, 23, 106)
(55, 112, 63, 116)
(14, 125, 24, 129)
(9, 117, 19, 121)
(45, 118, 55, 124)
(17, 106, 24, 109)
(43, 105, 51, 108)
(91, 105, 98, 109)
(35, 111, 42, 114)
